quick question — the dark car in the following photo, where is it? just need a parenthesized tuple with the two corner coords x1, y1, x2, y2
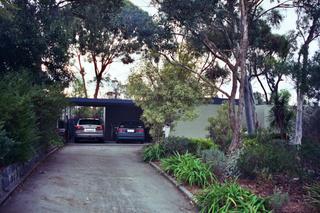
(115, 121, 145, 143)
(74, 118, 104, 142)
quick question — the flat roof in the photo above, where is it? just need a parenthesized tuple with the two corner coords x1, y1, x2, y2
(68, 98, 137, 107)
(68, 97, 238, 107)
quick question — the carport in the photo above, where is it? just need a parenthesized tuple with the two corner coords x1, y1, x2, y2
(65, 98, 144, 142)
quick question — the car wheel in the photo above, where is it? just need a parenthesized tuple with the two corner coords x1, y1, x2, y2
(74, 137, 78, 143)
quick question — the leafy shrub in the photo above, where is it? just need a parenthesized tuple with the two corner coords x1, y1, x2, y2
(163, 136, 216, 156)
(269, 89, 294, 139)
(143, 143, 165, 162)
(0, 74, 39, 163)
(306, 182, 320, 210)
(224, 148, 242, 178)
(163, 137, 194, 155)
(266, 188, 290, 212)
(301, 139, 320, 176)
(0, 72, 66, 165)
(196, 182, 270, 213)
(238, 137, 298, 179)
(200, 149, 226, 177)
(207, 104, 232, 152)
(31, 85, 67, 148)
(161, 153, 214, 187)
(0, 126, 14, 166)
(190, 138, 218, 151)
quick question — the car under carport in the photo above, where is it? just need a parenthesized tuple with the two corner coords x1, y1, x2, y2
(64, 98, 150, 142)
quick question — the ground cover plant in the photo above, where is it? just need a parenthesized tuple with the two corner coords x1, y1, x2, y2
(161, 153, 214, 187)
(200, 148, 226, 177)
(143, 143, 165, 162)
(305, 182, 320, 211)
(163, 136, 216, 156)
(196, 182, 270, 213)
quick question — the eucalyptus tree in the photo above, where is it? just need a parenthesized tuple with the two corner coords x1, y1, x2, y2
(291, 0, 320, 145)
(152, 0, 292, 151)
(71, 0, 157, 98)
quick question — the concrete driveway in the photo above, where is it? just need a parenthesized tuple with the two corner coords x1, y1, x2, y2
(0, 144, 196, 213)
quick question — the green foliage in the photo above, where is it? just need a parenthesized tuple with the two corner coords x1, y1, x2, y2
(0, 0, 73, 84)
(72, 107, 104, 119)
(196, 182, 269, 213)
(0, 125, 14, 166)
(303, 107, 320, 143)
(308, 52, 320, 100)
(301, 138, 320, 176)
(269, 90, 294, 139)
(238, 137, 298, 179)
(190, 138, 218, 151)
(31, 85, 67, 148)
(0, 72, 66, 165)
(266, 188, 289, 212)
(200, 149, 226, 177)
(71, 0, 156, 97)
(0, 73, 39, 159)
(70, 78, 87, 98)
(161, 153, 214, 187)
(143, 143, 165, 162)
(305, 182, 320, 210)
(163, 136, 216, 156)
(207, 104, 232, 152)
(127, 50, 204, 141)
(72, 0, 153, 59)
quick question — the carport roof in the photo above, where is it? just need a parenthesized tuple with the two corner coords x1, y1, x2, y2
(68, 98, 136, 107)
(68, 97, 238, 107)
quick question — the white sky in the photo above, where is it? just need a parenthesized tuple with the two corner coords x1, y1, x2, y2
(70, 0, 319, 104)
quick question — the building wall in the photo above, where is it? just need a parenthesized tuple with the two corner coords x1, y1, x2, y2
(171, 104, 272, 138)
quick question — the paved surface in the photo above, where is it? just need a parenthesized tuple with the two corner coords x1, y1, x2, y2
(0, 144, 196, 213)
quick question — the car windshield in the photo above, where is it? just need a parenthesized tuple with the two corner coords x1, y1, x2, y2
(119, 121, 144, 128)
(79, 119, 100, 125)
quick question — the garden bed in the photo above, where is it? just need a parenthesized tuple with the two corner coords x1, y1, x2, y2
(238, 177, 312, 213)
(143, 137, 319, 213)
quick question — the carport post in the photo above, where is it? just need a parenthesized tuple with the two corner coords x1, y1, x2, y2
(103, 106, 106, 141)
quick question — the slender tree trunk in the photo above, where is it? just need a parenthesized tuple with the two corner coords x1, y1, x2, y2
(293, 87, 304, 145)
(228, 0, 249, 152)
(228, 68, 240, 152)
(244, 74, 257, 135)
(228, 98, 241, 152)
(93, 78, 101, 99)
(77, 54, 88, 98)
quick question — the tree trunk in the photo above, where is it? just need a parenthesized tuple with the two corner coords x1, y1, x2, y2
(293, 88, 303, 145)
(228, 69, 240, 152)
(228, 99, 241, 152)
(93, 78, 101, 99)
(77, 54, 88, 98)
(244, 74, 257, 135)
(228, 0, 249, 152)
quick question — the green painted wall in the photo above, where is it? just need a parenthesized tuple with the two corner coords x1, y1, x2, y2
(171, 104, 272, 138)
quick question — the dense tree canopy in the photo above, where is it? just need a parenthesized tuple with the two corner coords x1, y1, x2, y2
(71, 0, 160, 98)
(0, 0, 74, 85)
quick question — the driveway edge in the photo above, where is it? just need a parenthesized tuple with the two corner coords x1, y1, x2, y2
(0, 146, 61, 205)
(149, 161, 197, 205)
